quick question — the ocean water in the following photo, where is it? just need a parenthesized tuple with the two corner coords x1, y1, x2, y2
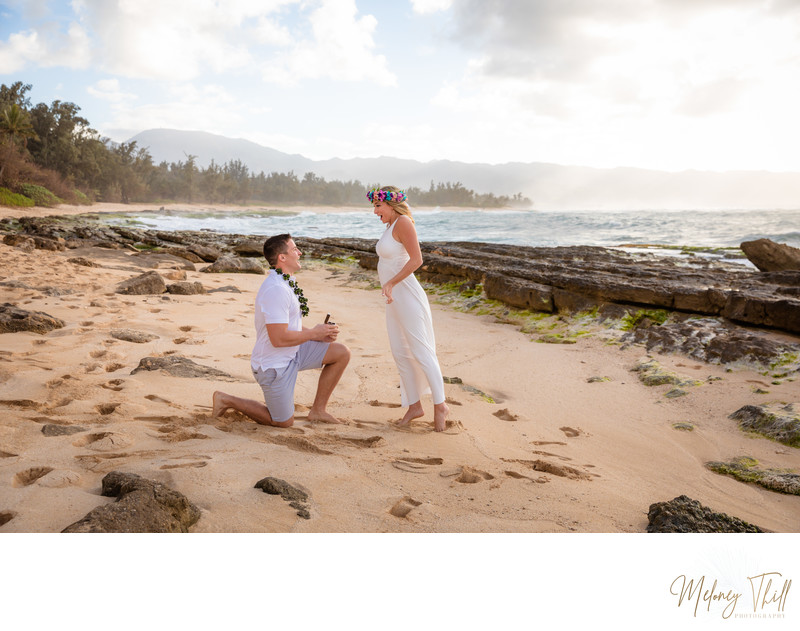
(104, 207, 800, 250)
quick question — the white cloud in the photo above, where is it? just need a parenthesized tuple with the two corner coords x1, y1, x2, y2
(428, 0, 800, 170)
(260, 0, 395, 86)
(99, 82, 243, 141)
(411, 0, 453, 14)
(86, 78, 137, 103)
(0, 21, 90, 72)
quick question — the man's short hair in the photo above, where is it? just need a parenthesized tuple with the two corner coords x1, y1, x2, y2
(263, 234, 293, 267)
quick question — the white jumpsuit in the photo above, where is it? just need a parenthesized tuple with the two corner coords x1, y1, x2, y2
(376, 220, 446, 407)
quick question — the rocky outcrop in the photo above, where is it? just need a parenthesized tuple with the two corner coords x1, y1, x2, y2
(729, 404, 800, 447)
(62, 471, 200, 533)
(296, 237, 800, 335)
(620, 318, 798, 366)
(741, 238, 800, 272)
(0, 303, 65, 334)
(646, 495, 764, 532)
(4, 215, 800, 336)
(707, 457, 800, 495)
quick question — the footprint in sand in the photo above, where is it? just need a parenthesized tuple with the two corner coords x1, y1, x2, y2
(102, 378, 125, 391)
(145, 394, 183, 409)
(0, 511, 16, 526)
(1, 450, 19, 458)
(440, 466, 495, 484)
(504, 458, 594, 481)
(13, 466, 54, 487)
(160, 461, 209, 469)
(369, 400, 402, 408)
(389, 496, 422, 518)
(493, 408, 518, 422)
(560, 426, 583, 438)
(72, 431, 132, 451)
(37, 470, 82, 488)
(392, 456, 444, 473)
(95, 402, 121, 415)
(504, 470, 549, 484)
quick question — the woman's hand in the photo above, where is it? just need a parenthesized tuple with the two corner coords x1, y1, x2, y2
(382, 282, 394, 304)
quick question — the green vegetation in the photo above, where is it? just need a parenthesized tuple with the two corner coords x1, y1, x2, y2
(20, 183, 61, 206)
(1, 81, 531, 209)
(0, 186, 33, 207)
(620, 308, 670, 330)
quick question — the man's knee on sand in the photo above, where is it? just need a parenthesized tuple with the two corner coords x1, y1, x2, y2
(325, 342, 351, 365)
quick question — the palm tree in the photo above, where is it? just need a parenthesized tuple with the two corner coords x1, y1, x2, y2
(0, 103, 38, 183)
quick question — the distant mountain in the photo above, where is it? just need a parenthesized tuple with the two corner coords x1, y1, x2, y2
(128, 129, 800, 210)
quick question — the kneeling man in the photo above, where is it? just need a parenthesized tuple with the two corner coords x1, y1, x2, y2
(212, 234, 349, 427)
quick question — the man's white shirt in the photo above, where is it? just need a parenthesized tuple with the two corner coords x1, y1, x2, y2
(251, 271, 303, 371)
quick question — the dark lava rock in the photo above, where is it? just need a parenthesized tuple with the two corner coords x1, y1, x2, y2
(130, 355, 236, 380)
(0, 303, 65, 334)
(114, 270, 167, 295)
(647, 495, 764, 533)
(741, 238, 800, 272)
(62, 471, 201, 533)
(255, 476, 311, 520)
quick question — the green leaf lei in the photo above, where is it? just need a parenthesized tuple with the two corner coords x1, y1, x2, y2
(274, 267, 309, 317)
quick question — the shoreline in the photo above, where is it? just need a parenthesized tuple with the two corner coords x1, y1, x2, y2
(1, 210, 799, 533)
(0, 202, 523, 222)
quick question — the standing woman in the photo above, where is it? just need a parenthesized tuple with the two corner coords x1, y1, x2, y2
(369, 185, 450, 432)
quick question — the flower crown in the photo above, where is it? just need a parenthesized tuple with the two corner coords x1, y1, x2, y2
(367, 189, 407, 203)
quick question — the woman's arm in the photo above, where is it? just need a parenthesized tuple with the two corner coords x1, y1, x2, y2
(382, 216, 423, 304)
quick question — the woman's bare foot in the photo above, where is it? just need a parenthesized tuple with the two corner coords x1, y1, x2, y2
(395, 401, 424, 426)
(308, 408, 344, 424)
(211, 391, 229, 418)
(433, 402, 450, 432)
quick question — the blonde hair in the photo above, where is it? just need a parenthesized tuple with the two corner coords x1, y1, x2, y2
(377, 185, 414, 224)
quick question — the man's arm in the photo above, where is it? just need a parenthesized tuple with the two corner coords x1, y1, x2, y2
(267, 322, 338, 347)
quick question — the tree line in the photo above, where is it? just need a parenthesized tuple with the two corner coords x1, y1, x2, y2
(1, 81, 530, 208)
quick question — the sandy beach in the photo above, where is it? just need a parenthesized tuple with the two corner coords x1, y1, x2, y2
(1, 203, 799, 533)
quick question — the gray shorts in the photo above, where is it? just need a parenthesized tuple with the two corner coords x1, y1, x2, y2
(252, 341, 330, 423)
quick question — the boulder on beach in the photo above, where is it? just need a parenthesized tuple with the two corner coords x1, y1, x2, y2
(646, 495, 764, 532)
(201, 255, 265, 274)
(62, 471, 200, 533)
(114, 270, 167, 295)
(0, 303, 65, 334)
(740, 238, 800, 272)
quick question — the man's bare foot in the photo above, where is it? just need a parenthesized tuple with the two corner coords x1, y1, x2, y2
(308, 408, 344, 424)
(434, 402, 450, 432)
(211, 391, 229, 418)
(395, 401, 425, 426)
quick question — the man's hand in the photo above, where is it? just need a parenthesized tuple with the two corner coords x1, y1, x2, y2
(312, 323, 339, 342)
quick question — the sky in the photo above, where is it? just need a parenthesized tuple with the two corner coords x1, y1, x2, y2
(1, 0, 800, 173)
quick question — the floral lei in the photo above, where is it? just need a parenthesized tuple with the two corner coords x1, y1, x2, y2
(367, 189, 407, 203)
(274, 268, 309, 317)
